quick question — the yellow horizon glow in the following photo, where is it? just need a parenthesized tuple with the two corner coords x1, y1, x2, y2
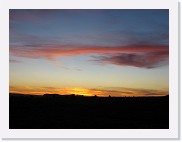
(10, 85, 168, 97)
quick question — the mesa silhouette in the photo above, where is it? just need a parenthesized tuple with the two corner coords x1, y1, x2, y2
(9, 93, 169, 129)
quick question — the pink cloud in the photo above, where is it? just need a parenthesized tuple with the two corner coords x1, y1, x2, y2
(95, 51, 168, 68)
(10, 44, 168, 58)
(10, 44, 168, 68)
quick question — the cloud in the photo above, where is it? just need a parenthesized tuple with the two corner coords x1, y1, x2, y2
(9, 10, 168, 69)
(9, 86, 15, 89)
(10, 44, 168, 68)
(10, 44, 168, 58)
(9, 9, 57, 22)
(9, 59, 21, 63)
(98, 87, 168, 96)
(94, 51, 168, 68)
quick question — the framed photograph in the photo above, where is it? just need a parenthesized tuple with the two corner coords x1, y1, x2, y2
(0, 0, 179, 139)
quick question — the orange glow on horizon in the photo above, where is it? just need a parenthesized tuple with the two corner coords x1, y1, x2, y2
(69, 88, 93, 96)
(9, 85, 168, 97)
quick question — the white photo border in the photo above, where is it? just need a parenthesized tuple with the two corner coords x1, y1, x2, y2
(0, 0, 179, 139)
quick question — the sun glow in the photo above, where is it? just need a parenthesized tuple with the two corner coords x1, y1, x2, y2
(10, 85, 168, 97)
(69, 88, 93, 96)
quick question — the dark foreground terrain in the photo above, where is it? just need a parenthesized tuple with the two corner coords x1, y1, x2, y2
(9, 94, 169, 129)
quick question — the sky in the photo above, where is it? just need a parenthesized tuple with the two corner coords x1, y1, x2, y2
(9, 9, 169, 97)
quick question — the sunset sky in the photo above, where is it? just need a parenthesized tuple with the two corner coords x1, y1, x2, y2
(9, 9, 169, 97)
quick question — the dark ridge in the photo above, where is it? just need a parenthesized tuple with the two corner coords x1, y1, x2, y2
(9, 93, 169, 129)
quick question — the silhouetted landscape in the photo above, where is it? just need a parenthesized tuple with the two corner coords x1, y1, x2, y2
(9, 10, 169, 129)
(9, 94, 169, 129)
